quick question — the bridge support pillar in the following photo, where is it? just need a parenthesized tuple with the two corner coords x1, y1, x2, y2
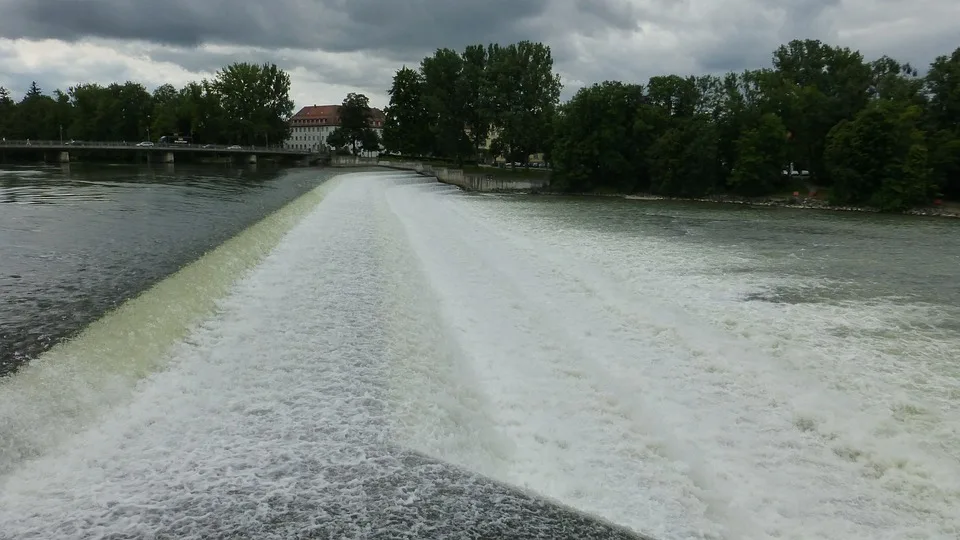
(162, 152, 175, 163)
(246, 154, 257, 164)
(58, 151, 70, 163)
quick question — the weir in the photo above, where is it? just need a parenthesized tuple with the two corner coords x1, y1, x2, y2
(7, 170, 953, 537)
(0, 178, 339, 476)
(0, 171, 657, 540)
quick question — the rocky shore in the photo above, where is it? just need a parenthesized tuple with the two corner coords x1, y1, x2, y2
(531, 190, 960, 219)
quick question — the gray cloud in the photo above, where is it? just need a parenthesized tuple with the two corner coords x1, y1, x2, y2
(0, 0, 549, 57)
(1, 0, 958, 106)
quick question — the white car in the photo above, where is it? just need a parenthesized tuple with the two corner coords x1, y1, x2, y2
(136, 141, 154, 147)
(226, 145, 242, 150)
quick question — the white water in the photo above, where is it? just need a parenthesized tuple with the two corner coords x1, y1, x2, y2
(1, 172, 958, 539)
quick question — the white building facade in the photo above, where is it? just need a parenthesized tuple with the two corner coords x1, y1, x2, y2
(284, 105, 385, 156)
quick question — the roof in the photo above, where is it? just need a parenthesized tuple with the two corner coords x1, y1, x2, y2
(289, 105, 385, 127)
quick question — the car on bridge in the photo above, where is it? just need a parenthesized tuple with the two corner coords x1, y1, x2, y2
(136, 141, 154, 147)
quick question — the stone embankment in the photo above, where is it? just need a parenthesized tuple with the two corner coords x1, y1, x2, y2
(330, 155, 549, 192)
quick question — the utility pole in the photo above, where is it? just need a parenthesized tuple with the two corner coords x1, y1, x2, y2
(59, 124, 63, 144)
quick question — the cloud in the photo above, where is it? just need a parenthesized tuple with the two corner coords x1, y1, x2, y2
(1, 0, 958, 109)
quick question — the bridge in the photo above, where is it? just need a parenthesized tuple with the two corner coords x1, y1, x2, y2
(0, 139, 320, 164)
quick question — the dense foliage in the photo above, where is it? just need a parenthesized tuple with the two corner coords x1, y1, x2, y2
(326, 93, 381, 155)
(382, 41, 561, 166)
(385, 39, 960, 210)
(0, 62, 294, 146)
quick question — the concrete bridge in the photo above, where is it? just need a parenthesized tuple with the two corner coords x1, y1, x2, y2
(0, 140, 320, 164)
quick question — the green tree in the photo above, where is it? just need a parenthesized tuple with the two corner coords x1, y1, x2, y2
(924, 48, 960, 197)
(360, 128, 382, 154)
(421, 47, 472, 163)
(728, 113, 789, 196)
(646, 115, 719, 197)
(383, 67, 431, 156)
(925, 47, 960, 131)
(869, 56, 924, 104)
(16, 82, 58, 140)
(150, 83, 181, 139)
(212, 62, 293, 145)
(486, 41, 562, 164)
(550, 81, 653, 193)
(459, 44, 493, 159)
(0, 86, 15, 138)
(646, 75, 699, 117)
(326, 128, 348, 152)
(771, 39, 873, 182)
(328, 92, 379, 155)
(825, 100, 934, 210)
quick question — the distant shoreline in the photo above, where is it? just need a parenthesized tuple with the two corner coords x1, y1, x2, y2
(531, 191, 960, 219)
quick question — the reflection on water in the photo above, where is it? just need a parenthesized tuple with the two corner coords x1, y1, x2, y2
(0, 163, 334, 375)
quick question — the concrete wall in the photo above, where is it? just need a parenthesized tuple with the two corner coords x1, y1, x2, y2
(328, 156, 550, 192)
(330, 155, 380, 167)
(379, 160, 550, 192)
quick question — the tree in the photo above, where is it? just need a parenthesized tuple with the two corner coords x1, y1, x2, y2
(421, 48, 472, 163)
(360, 129, 381, 154)
(0, 63, 285, 147)
(383, 67, 431, 156)
(771, 39, 873, 182)
(16, 82, 57, 140)
(212, 62, 293, 145)
(326, 129, 348, 152)
(646, 75, 699, 117)
(459, 44, 493, 159)
(383, 40, 561, 166)
(0, 87, 14, 138)
(925, 47, 960, 132)
(486, 41, 562, 164)
(825, 100, 934, 210)
(646, 115, 719, 197)
(728, 113, 789, 196)
(924, 48, 960, 197)
(150, 83, 181, 138)
(869, 56, 924, 104)
(550, 81, 653, 193)
(328, 92, 379, 155)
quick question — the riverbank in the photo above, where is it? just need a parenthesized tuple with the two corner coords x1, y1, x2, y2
(371, 159, 551, 192)
(531, 190, 960, 219)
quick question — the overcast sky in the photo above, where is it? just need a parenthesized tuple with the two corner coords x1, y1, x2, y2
(1, 0, 957, 110)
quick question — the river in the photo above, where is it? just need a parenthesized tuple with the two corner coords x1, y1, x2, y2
(1, 168, 958, 539)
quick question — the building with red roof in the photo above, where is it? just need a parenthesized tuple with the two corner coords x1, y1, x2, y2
(284, 104, 386, 155)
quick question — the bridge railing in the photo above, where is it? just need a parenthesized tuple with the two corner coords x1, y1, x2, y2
(0, 140, 310, 154)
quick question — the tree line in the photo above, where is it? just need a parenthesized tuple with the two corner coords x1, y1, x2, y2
(0, 62, 294, 147)
(384, 39, 960, 211)
(382, 41, 561, 167)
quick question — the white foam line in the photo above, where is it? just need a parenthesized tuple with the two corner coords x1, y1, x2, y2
(384, 180, 725, 540)
(0, 176, 337, 476)
(429, 187, 960, 539)
(0, 173, 403, 538)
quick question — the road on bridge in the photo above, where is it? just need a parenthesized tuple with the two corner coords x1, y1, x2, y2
(0, 139, 313, 156)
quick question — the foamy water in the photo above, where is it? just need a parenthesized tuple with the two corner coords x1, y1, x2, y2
(1, 172, 958, 539)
